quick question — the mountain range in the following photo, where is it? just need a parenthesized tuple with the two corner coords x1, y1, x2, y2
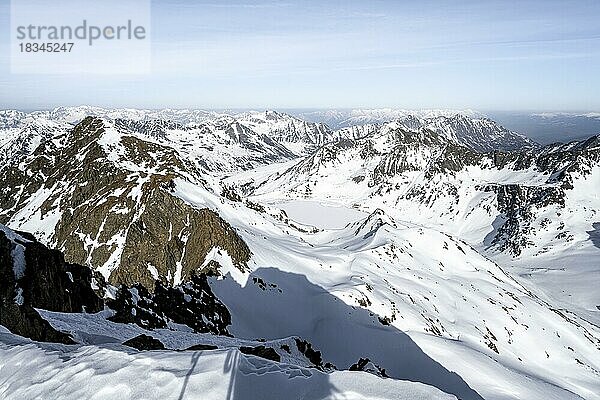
(0, 107, 598, 400)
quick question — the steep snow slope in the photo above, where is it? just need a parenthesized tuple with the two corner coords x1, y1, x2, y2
(0, 222, 461, 399)
(170, 179, 600, 400)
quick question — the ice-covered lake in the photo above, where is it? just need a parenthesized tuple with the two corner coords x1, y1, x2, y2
(274, 200, 368, 230)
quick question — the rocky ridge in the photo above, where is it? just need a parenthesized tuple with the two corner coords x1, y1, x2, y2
(0, 117, 251, 289)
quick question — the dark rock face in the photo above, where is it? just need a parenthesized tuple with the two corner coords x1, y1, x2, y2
(107, 273, 232, 336)
(122, 334, 165, 350)
(186, 343, 218, 351)
(221, 185, 242, 202)
(481, 184, 566, 255)
(0, 227, 103, 344)
(1, 223, 234, 346)
(108, 195, 251, 289)
(350, 357, 389, 378)
(20, 240, 104, 313)
(239, 345, 281, 362)
(372, 129, 482, 183)
(0, 233, 70, 343)
(294, 338, 336, 371)
(114, 118, 183, 140)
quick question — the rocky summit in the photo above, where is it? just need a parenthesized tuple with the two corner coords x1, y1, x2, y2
(0, 116, 251, 288)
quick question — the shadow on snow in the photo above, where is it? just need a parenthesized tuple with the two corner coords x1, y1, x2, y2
(209, 267, 484, 400)
(587, 222, 600, 249)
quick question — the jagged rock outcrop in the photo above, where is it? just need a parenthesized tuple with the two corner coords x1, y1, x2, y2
(294, 338, 328, 370)
(480, 184, 566, 255)
(122, 334, 166, 351)
(0, 225, 103, 343)
(107, 273, 232, 336)
(1, 223, 235, 343)
(0, 221, 237, 345)
(239, 345, 281, 362)
(349, 357, 389, 378)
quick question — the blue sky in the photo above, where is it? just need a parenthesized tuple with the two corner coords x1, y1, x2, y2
(1, 0, 599, 111)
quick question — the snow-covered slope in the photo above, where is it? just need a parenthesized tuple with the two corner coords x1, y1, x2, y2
(0, 222, 468, 399)
(159, 176, 600, 400)
(238, 126, 600, 319)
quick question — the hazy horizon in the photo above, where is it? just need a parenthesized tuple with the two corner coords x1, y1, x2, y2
(2, 105, 599, 114)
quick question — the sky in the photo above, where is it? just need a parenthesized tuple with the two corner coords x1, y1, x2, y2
(1, 0, 599, 111)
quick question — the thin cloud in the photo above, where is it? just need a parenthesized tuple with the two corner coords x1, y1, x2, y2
(335, 52, 595, 72)
(198, 2, 291, 8)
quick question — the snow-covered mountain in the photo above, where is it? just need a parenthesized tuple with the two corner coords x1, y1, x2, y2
(0, 107, 599, 400)
(244, 122, 595, 256)
(296, 108, 485, 128)
(235, 110, 333, 154)
(422, 114, 537, 152)
(0, 107, 331, 158)
(2, 106, 537, 154)
(239, 123, 600, 319)
(297, 109, 537, 152)
(22, 106, 220, 125)
(0, 116, 259, 287)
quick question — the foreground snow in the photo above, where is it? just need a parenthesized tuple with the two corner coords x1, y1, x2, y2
(0, 329, 455, 400)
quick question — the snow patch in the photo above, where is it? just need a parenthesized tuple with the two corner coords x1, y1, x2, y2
(0, 224, 29, 279)
(202, 247, 247, 286)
